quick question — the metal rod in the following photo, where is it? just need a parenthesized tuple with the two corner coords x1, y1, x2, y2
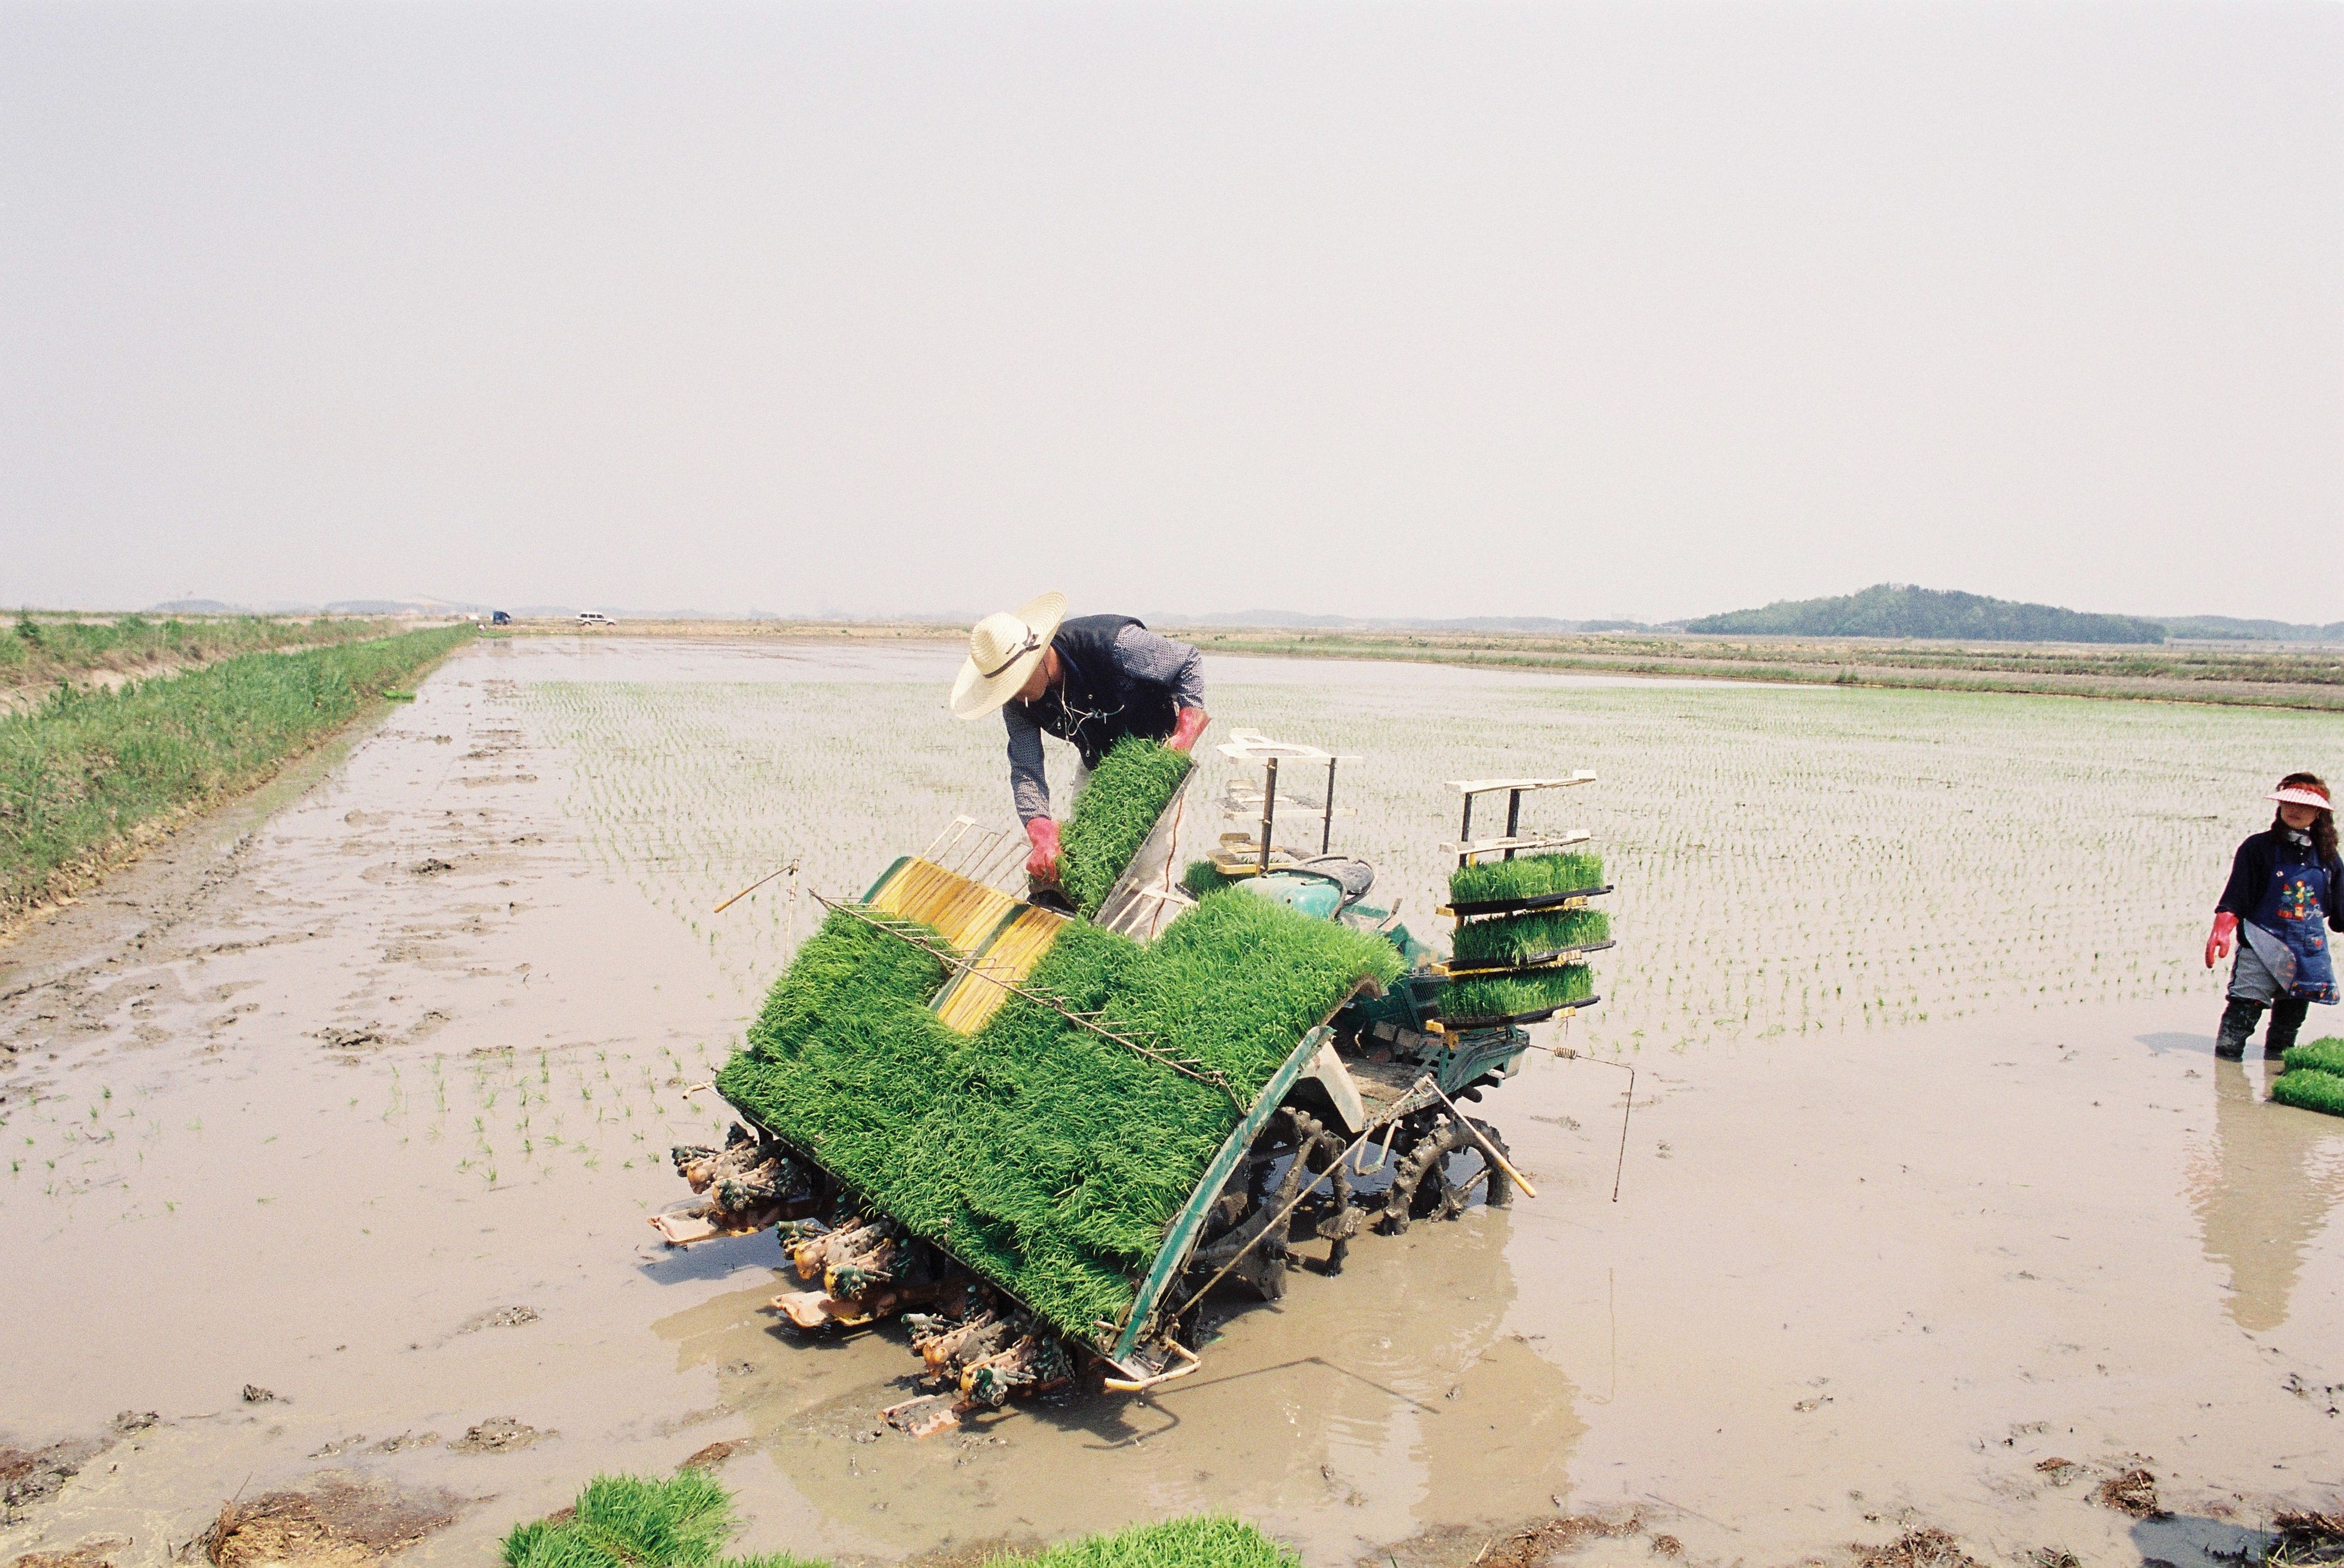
(1504, 789, 1522, 861)
(713, 859, 798, 915)
(1458, 794, 1474, 868)
(1258, 757, 1278, 873)
(1531, 1044, 1635, 1203)
(1424, 1078, 1537, 1198)
(1321, 758, 1337, 855)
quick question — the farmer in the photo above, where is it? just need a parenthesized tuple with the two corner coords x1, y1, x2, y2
(950, 592, 1210, 883)
(2204, 773, 2343, 1059)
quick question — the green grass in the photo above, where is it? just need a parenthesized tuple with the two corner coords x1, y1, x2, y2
(0, 610, 404, 691)
(1450, 907, 1609, 965)
(2279, 1037, 2344, 1077)
(1006, 1517, 1298, 1568)
(0, 625, 473, 918)
(506, 1473, 1294, 1568)
(2271, 1066, 2344, 1117)
(1057, 737, 1193, 916)
(503, 1471, 821, 1568)
(1448, 849, 1605, 905)
(1442, 962, 1594, 1022)
(716, 887, 1399, 1337)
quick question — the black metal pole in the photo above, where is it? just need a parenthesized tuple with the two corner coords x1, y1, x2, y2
(1258, 758, 1278, 873)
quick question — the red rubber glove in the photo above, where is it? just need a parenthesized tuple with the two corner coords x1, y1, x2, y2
(1167, 707, 1210, 754)
(2205, 911, 2238, 968)
(1025, 816, 1062, 882)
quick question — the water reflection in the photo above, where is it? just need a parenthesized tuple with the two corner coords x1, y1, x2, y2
(650, 1209, 1584, 1553)
(2186, 1060, 2344, 1332)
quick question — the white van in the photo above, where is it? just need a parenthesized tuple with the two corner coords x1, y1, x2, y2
(576, 611, 614, 627)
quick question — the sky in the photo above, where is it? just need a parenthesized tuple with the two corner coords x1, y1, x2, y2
(3, 1, 2338, 625)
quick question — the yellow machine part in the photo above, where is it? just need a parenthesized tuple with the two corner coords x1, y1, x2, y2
(867, 857, 1018, 954)
(934, 905, 1067, 1035)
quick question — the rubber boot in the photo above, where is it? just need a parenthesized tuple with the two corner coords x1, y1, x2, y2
(2265, 998, 2311, 1059)
(2216, 999, 2262, 1060)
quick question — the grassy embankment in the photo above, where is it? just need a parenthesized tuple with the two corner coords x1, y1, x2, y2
(507, 1472, 1295, 1568)
(1166, 626, 2344, 711)
(0, 624, 474, 924)
(2, 610, 406, 698)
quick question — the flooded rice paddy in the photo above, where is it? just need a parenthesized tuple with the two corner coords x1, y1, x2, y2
(2, 636, 2339, 1568)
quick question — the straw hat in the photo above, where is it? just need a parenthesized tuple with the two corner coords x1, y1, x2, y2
(2269, 780, 2333, 810)
(951, 592, 1067, 719)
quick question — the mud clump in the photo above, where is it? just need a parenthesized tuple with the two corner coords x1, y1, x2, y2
(2, 1413, 156, 1521)
(2093, 1468, 2166, 1519)
(677, 1442, 739, 1472)
(451, 1417, 551, 1453)
(11, 1538, 128, 1568)
(2269, 1511, 2344, 1564)
(2032, 1457, 2082, 1487)
(455, 1305, 539, 1334)
(199, 1473, 460, 1568)
(1852, 1529, 1983, 1568)
(1477, 1514, 1642, 1568)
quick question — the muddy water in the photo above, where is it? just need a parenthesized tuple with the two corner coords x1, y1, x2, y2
(2, 638, 2340, 1568)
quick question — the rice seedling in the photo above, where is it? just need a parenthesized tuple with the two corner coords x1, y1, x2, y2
(2278, 1037, 2344, 1077)
(520, 650, 2324, 1055)
(503, 1471, 1293, 1568)
(1448, 850, 1605, 907)
(1450, 907, 1610, 965)
(715, 887, 1399, 1336)
(1010, 1516, 1298, 1568)
(502, 1469, 816, 1568)
(2270, 1067, 2344, 1118)
(1441, 963, 1594, 1023)
(1056, 737, 1194, 916)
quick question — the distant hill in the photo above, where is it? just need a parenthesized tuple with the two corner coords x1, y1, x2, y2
(2154, 614, 2344, 644)
(1172, 610, 1665, 634)
(1685, 585, 2166, 645)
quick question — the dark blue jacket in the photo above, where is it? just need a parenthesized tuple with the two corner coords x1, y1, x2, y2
(1005, 614, 1181, 771)
(2217, 827, 2344, 930)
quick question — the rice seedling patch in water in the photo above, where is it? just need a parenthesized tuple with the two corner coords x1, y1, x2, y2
(502, 1471, 1293, 1568)
(2271, 1066, 2344, 1117)
(2278, 1037, 2344, 1077)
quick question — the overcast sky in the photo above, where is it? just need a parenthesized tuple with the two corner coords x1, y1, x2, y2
(3, 1, 2338, 623)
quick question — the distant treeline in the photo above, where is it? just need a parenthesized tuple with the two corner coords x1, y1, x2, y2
(1685, 585, 2167, 644)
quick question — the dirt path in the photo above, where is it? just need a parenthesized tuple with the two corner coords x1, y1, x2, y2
(2, 638, 2338, 1568)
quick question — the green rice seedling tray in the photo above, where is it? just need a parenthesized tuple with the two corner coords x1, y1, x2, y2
(1443, 940, 1615, 976)
(1058, 737, 1195, 918)
(1439, 962, 1597, 1027)
(714, 884, 1399, 1343)
(2278, 1037, 2344, 1077)
(1442, 884, 1613, 919)
(1448, 906, 1613, 969)
(2271, 1066, 2344, 1117)
(1448, 849, 1604, 909)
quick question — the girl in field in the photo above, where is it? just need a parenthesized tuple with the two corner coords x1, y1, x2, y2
(2205, 773, 2343, 1058)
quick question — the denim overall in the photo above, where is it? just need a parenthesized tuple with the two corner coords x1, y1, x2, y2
(2242, 850, 2340, 1006)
